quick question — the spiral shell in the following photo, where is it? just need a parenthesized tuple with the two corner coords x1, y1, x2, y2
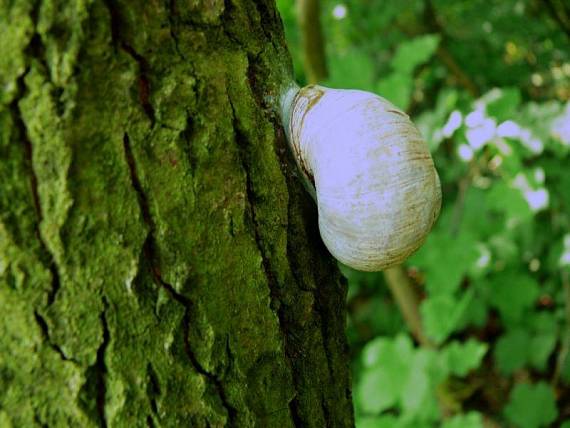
(284, 85, 441, 272)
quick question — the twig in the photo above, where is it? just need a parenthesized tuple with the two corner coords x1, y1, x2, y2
(449, 168, 472, 236)
(424, 0, 491, 236)
(385, 1, 481, 347)
(434, 47, 480, 98)
(297, 0, 328, 83)
(449, 150, 490, 237)
(383, 266, 433, 347)
(552, 270, 570, 386)
(423, 0, 481, 98)
(542, 0, 570, 40)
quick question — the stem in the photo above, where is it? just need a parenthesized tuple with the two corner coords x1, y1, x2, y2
(434, 47, 480, 98)
(383, 266, 433, 347)
(542, 0, 570, 40)
(449, 161, 474, 236)
(423, 0, 481, 98)
(297, 0, 328, 83)
(553, 270, 570, 386)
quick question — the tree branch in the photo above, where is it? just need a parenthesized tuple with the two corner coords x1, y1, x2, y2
(297, 0, 327, 83)
(383, 266, 433, 347)
(553, 270, 570, 386)
(423, 0, 481, 97)
(542, 0, 570, 40)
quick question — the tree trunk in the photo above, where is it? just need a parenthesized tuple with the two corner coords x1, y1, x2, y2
(0, 1, 354, 427)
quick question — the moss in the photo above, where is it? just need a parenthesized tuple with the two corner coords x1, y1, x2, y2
(0, 1, 34, 105)
(0, 0, 354, 426)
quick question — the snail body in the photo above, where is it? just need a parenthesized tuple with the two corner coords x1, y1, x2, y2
(281, 84, 441, 272)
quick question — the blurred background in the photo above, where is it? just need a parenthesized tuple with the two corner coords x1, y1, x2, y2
(276, 0, 570, 426)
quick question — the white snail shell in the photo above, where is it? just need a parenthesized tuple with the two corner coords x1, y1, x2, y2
(281, 84, 441, 272)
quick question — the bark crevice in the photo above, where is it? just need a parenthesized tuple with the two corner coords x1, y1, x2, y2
(33, 311, 77, 363)
(102, 0, 121, 48)
(228, 99, 282, 314)
(146, 363, 160, 420)
(0, 0, 354, 424)
(181, 310, 238, 426)
(228, 97, 314, 426)
(221, 0, 248, 49)
(165, 0, 186, 60)
(103, 0, 156, 125)
(11, 68, 63, 307)
(122, 132, 238, 425)
(95, 300, 110, 428)
(13, 0, 68, 307)
(288, 397, 304, 427)
(120, 44, 156, 125)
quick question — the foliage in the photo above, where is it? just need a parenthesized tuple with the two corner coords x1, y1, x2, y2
(504, 382, 558, 428)
(278, 0, 570, 426)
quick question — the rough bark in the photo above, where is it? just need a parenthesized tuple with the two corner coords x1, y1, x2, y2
(0, 0, 354, 427)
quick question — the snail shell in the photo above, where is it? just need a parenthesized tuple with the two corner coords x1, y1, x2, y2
(282, 85, 441, 272)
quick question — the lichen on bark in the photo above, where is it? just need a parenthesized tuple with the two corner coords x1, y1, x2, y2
(0, 0, 354, 426)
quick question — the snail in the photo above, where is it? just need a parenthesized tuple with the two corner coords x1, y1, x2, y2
(280, 84, 442, 272)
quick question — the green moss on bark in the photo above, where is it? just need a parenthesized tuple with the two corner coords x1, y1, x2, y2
(0, 0, 354, 426)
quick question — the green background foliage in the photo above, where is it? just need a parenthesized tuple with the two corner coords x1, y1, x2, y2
(277, 0, 570, 426)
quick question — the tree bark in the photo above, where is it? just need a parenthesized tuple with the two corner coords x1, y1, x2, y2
(0, 1, 354, 426)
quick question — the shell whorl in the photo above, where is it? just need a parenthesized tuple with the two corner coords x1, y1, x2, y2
(286, 85, 441, 272)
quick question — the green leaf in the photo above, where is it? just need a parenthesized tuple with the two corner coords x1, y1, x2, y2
(356, 415, 400, 428)
(456, 293, 488, 329)
(489, 234, 520, 264)
(362, 334, 414, 368)
(504, 382, 558, 428)
(483, 87, 522, 122)
(442, 412, 484, 428)
(356, 415, 431, 428)
(416, 89, 459, 152)
(487, 181, 532, 222)
(376, 73, 413, 111)
(562, 351, 570, 385)
(518, 100, 564, 148)
(422, 289, 474, 344)
(527, 312, 558, 371)
(529, 332, 558, 371)
(494, 329, 530, 375)
(443, 339, 488, 377)
(391, 34, 441, 74)
(358, 335, 443, 420)
(326, 50, 375, 92)
(357, 367, 399, 414)
(421, 295, 456, 344)
(400, 349, 441, 421)
(494, 312, 559, 376)
(485, 271, 539, 324)
(358, 335, 414, 413)
(348, 293, 404, 341)
(411, 229, 479, 296)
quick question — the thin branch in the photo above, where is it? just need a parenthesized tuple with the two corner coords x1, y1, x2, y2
(297, 0, 327, 83)
(553, 270, 570, 386)
(542, 0, 570, 40)
(383, 1, 479, 348)
(447, 146, 477, 240)
(434, 47, 480, 97)
(383, 266, 433, 347)
(421, 0, 489, 236)
(423, 0, 481, 97)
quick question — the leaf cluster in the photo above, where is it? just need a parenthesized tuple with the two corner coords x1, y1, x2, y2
(277, 0, 570, 426)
